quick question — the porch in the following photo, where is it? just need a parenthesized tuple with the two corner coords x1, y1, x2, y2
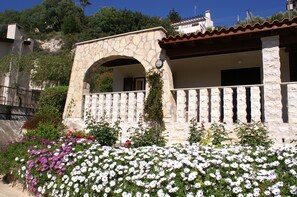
(64, 19, 297, 145)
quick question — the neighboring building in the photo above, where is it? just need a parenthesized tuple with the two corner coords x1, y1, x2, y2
(64, 17, 297, 146)
(287, 0, 297, 10)
(171, 10, 214, 34)
(0, 24, 36, 109)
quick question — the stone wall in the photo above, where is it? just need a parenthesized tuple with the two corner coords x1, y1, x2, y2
(0, 120, 24, 148)
(64, 27, 175, 130)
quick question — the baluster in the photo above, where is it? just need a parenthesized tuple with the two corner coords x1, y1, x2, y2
(98, 94, 105, 120)
(199, 89, 209, 123)
(176, 90, 186, 122)
(223, 88, 233, 124)
(211, 88, 220, 123)
(84, 94, 91, 121)
(287, 84, 297, 124)
(136, 92, 145, 121)
(91, 94, 98, 120)
(105, 94, 112, 121)
(120, 93, 128, 121)
(128, 92, 136, 122)
(237, 87, 247, 122)
(250, 87, 261, 122)
(112, 93, 120, 122)
(188, 89, 198, 122)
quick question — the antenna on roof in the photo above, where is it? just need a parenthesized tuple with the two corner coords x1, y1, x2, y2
(246, 10, 254, 23)
(194, 4, 197, 16)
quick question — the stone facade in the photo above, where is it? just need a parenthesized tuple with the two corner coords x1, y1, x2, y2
(63, 27, 175, 134)
(64, 27, 297, 146)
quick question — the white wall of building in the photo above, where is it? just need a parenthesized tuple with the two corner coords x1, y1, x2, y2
(112, 64, 145, 91)
(172, 10, 214, 34)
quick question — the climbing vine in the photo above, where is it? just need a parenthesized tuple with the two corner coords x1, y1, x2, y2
(144, 69, 164, 128)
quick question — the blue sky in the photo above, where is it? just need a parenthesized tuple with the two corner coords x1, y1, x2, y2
(0, 0, 287, 27)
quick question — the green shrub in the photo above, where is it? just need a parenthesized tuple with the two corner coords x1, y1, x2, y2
(38, 86, 68, 116)
(22, 109, 62, 130)
(188, 120, 229, 146)
(22, 86, 68, 131)
(188, 119, 204, 145)
(129, 122, 167, 147)
(211, 122, 228, 146)
(24, 123, 62, 141)
(0, 137, 49, 181)
(85, 114, 120, 146)
(235, 121, 273, 147)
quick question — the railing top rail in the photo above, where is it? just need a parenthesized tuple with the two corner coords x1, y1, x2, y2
(280, 82, 297, 85)
(171, 84, 264, 92)
(0, 85, 37, 93)
(84, 90, 146, 96)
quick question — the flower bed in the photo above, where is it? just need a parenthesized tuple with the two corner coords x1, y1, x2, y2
(6, 137, 296, 197)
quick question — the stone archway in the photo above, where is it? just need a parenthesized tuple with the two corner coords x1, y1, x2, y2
(63, 27, 175, 129)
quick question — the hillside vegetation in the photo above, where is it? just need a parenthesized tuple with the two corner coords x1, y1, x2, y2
(0, 0, 176, 88)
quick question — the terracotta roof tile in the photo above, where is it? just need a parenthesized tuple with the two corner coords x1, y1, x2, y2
(160, 17, 297, 44)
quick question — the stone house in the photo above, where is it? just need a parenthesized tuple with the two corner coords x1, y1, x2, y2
(172, 10, 214, 34)
(64, 17, 297, 145)
(0, 24, 36, 109)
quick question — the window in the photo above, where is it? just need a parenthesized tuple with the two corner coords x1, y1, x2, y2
(123, 77, 145, 91)
(134, 78, 145, 90)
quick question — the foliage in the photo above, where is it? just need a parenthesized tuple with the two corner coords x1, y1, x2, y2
(85, 113, 120, 146)
(8, 141, 297, 196)
(79, 0, 91, 13)
(128, 122, 167, 147)
(90, 66, 113, 93)
(211, 122, 228, 146)
(29, 51, 73, 86)
(167, 9, 181, 23)
(0, 24, 7, 38)
(236, 10, 297, 27)
(188, 121, 228, 146)
(188, 118, 204, 144)
(16, 136, 93, 194)
(22, 112, 63, 130)
(0, 53, 16, 73)
(88, 7, 176, 38)
(235, 121, 273, 147)
(144, 69, 164, 128)
(37, 86, 68, 117)
(24, 123, 62, 141)
(237, 16, 265, 27)
(0, 51, 73, 86)
(0, 137, 50, 182)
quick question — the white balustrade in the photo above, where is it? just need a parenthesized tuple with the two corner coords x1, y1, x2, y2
(250, 87, 261, 122)
(210, 88, 220, 122)
(120, 93, 128, 121)
(287, 83, 297, 124)
(128, 92, 136, 123)
(84, 94, 91, 120)
(237, 87, 246, 122)
(188, 89, 198, 121)
(173, 84, 263, 124)
(112, 93, 120, 122)
(91, 94, 98, 121)
(176, 90, 186, 122)
(105, 94, 112, 121)
(98, 94, 105, 120)
(136, 92, 145, 121)
(84, 91, 145, 123)
(199, 89, 209, 123)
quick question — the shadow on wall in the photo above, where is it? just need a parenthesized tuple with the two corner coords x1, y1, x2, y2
(0, 120, 24, 149)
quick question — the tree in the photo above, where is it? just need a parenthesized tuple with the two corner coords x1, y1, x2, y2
(80, 0, 91, 13)
(167, 9, 181, 23)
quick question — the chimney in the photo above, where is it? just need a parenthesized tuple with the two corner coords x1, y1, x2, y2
(6, 24, 23, 40)
(205, 10, 211, 20)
